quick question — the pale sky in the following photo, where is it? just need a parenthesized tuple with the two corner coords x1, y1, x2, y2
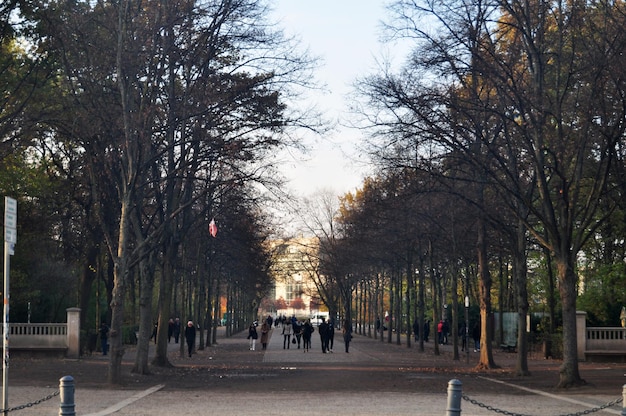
(271, 1, 400, 197)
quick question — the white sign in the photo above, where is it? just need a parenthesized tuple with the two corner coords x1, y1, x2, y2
(4, 197, 16, 244)
(4, 229, 16, 244)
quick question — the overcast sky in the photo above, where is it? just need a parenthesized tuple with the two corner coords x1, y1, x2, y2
(271, 1, 402, 197)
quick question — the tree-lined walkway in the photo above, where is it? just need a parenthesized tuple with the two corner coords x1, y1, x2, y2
(5, 327, 626, 415)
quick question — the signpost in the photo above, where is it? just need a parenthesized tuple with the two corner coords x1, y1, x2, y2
(3, 197, 16, 414)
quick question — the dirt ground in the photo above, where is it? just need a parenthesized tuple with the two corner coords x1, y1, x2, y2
(8, 327, 626, 399)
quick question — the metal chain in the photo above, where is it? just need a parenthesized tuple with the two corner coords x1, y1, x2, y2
(462, 394, 623, 416)
(0, 390, 60, 413)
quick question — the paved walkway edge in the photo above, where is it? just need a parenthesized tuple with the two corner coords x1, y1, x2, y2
(479, 376, 622, 415)
(83, 384, 165, 416)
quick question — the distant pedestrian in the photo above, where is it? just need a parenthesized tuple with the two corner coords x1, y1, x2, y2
(424, 320, 430, 342)
(437, 320, 444, 344)
(185, 321, 196, 357)
(173, 318, 181, 343)
(342, 319, 352, 353)
(151, 322, 158, 344)
(302, 319, 314, 352)
(412, 319, 419, 342)
(327, 320, 335, 352)
(260, 321, 270, 350)
(167, 318, 174, 343)
(319, 317, 329, 353)
(99, 321, 109, 356)
(248, 321, 258, 351)
(293, 320, 302, 349)
(282, 319, 293, 349)
(459, 322, 467, 351)
(472, 322, 481, 352)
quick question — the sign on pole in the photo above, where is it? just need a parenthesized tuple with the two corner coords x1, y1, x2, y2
(3, 196, 16, 414)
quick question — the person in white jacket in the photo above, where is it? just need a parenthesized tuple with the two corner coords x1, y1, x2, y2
(282, 319, 293, 349)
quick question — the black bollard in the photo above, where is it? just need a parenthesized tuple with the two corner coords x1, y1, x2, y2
(446, 379, 462, 416)
(59, 375, 75, 416)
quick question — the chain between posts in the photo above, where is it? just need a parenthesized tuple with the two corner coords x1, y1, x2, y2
(462, 394, 623, 416)
(0, 390, 59, 413)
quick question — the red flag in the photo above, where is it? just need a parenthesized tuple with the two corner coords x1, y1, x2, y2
(209, 218, 218, 238)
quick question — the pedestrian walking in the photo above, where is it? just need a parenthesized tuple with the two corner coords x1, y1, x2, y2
(248, 321, 258, 351)
(328, 319, 335, 352)
(342, 319, 352, 353)
(282, 318, 293, 349)
(412, 319, 419, 342)
(293, 320, 302, 349)
(173, 318, 181, 343)
(472, 322, 481, 352)
(302, 319, 314, 352)
(167, 318, 174, 343)
(185, 320, 196, 357)
(260, 321, 270, 350)
(319, 317, 329, 353)
(437, 320, 444, 344)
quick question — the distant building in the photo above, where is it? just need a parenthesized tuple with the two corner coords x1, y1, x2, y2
(265, 236, 324, 319)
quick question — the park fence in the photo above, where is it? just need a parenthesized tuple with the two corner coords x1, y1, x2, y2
(2, 377, 625, 415)
(446, 379, 625, 416)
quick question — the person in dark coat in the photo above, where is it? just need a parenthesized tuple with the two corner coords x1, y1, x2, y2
(167, 318, 174, 343)
(423, 320, 430, 342)
(459, 322, 467, 351)
(472, 322, 481, 352)
(342, 319, 352, 353)
(327, 320, 335, 352)
(293, 320, 302, 349)
(318, 317, 329, 353)
(412, 319, 420, 342)
(173, 318, 181, 343)
(185, 320, 196, 357)
(248, 321, 258, 351)
(302, 319, 314, 352)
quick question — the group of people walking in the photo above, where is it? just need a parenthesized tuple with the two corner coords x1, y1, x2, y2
(248, 315, 353, 353)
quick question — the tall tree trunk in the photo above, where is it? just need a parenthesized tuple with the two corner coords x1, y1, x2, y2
(513, 220, 530, 376)
(476, 217, 497, 369)
(107, 197, 131, 384)
(417, 254, 425, 352)
(152, 239, 177, 367)
(132, 252, 155, 374)
(555, 254, 584, 387)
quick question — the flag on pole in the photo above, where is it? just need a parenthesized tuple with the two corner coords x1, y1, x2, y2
(208, 218, 218, 238)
